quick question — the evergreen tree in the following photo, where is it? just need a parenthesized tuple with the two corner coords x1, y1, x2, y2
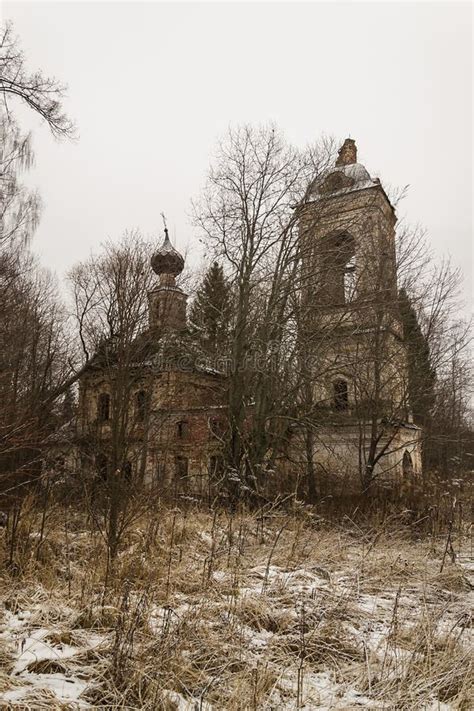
(398, 288, 436, 427)
(189, 262, 233, 359)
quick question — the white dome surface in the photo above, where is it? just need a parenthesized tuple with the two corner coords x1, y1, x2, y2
(339, 162, 371, 182)
(309, 161, 378, 200)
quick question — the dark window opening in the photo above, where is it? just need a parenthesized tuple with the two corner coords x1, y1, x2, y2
(156, 461, 166, 481)
(402, 450, 414, 477)
(175, 456, 189, 480)
(135, 390, 148, 422)
(123, 461, 132, 482)
(96, 453, 108, 480)
(98, 393, 110, 422)
(333, 379, 349, 411)
(176, 420, 188, 439)
(210, 418, 226, 440)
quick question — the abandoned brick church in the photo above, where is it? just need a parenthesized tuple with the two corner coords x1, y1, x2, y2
(63, 139, 421, 495)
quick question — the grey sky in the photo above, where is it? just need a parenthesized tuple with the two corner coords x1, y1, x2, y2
(2, 1, 473, 308)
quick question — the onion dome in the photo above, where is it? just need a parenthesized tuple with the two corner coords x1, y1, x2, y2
(151, 227, 185, 276)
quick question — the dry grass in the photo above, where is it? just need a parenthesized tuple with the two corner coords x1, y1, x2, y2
(0, 501, 472, 709)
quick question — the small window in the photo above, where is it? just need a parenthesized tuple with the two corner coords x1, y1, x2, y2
(402, 450, 414, 477)
(123, 460, 132, 482)
(333, 379, 349, 411)
(176, 420, 188, 439)
(156, 461, 166, 481)
(135, 390, 148, 422)
(96, 453, 108, 480)
(175, 456, 188, 480)
(210, 418, 225, 440)
(98, 393, 110, 422)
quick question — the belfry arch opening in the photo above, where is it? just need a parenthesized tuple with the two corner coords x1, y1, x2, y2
(320, 232, 356, 305)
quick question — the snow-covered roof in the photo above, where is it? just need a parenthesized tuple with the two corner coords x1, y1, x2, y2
(337, 162, 371, 182)
(308, 161, 380, 202)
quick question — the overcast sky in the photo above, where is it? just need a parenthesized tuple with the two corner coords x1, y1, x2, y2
(2, 1, 473, 308)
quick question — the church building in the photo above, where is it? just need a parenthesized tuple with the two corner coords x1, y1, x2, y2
(62, 139, 421, 497)
(74, 228, 228, 497)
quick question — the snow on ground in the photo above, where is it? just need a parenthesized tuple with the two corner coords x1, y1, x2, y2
(143, 538, 472, 708)
(0, 513, 472, 708)
(0, 600, 106, 708)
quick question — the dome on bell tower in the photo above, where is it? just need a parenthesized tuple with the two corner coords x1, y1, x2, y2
(308, 138, 379, 200)
(151, 228, 185, 277)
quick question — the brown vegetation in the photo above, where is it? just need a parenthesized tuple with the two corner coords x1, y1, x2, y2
(0, 493, 472, 709)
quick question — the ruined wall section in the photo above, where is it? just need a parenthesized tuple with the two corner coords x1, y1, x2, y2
(77, 365, 227, 495)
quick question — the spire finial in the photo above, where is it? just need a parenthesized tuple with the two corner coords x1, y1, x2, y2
(161, 212, 169, 240)
(151, 215, 184, 277)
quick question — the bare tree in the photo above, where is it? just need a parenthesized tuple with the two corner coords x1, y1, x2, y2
(193, 124, 334, 495)
(0, 105, 73, 502)
(0, 21, 75, 139)
(69, 232, 156, 558)
(0, 249, 71, 498)
(0, 111, 40, 251)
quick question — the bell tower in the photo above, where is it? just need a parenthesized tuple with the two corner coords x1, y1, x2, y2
(301, 138, 399, 316)
(299, 138, 408, 419)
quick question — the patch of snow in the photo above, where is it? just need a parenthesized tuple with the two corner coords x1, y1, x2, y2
(0, 603, 104, 708)
(13, 628, 79, 674)
(2, 673, 88, 704)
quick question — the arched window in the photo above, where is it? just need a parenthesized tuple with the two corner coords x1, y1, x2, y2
(176, 420, 188, 439)
(402, 450, 414, 477)
(97, 393, 110, 422)
(135, 390, 148, 422)
(333, 379, 349, 411)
